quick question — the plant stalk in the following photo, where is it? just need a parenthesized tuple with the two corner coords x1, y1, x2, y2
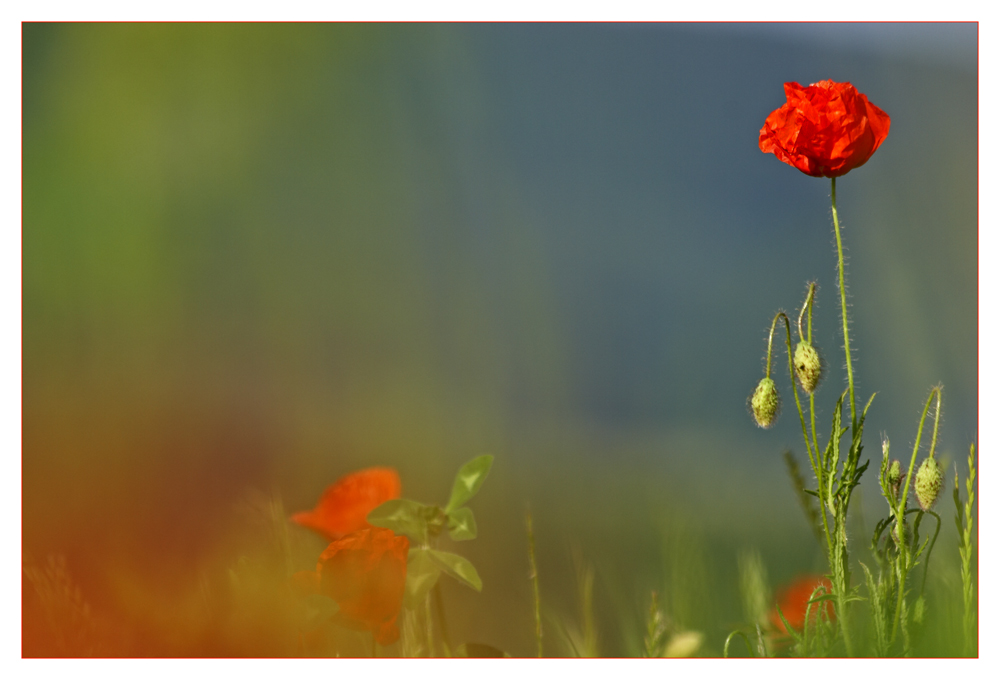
(831, 177, 856, 426)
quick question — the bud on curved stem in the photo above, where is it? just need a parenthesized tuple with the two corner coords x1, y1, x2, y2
(797, 282, 817, 344)
(794, 342, 823, 394)
(915, 457, 944, 511)
(889, 385, 944, 646)
(750, 313, 813, 464)
(750, 377, 780, 429)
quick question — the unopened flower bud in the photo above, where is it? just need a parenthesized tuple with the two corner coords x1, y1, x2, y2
(888, 459, 902, 499)
(750, 377, 780, 429)
(915, 456, 944, 511)
(793, 342, 823, 394)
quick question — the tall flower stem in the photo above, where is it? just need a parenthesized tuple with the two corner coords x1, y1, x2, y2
(831, 178, 856, 427)
(889, 387, 942, 648)
(830, 178, 865, 656)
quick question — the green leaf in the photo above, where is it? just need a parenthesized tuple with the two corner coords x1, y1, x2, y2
(871, 515, 894, 555)
(445, 455, 494, 513)
(404, 549, 442, 609)
(824, 391, 847, 504)
(806, 593, 836, 604)
(428, 549, 482, 591)
(455, 643, 510, 657)
(367, 499, 429, 543)
(447, 506, 478, 541)
(723, 630, 755, 658)
(774, 603, 803, 645)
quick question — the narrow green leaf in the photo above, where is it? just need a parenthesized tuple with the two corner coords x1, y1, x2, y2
(367, 499, 429, 543)
(723, 630, 755, 658)
(774, 603, 803, 645)
(404, 549, 442, 609)
(445, 455, 494, 513)
(824, 391, 846, 481)
(806, 593, 836, 604)
(871, 516, 893, 555)
(428, 549, 483, 591)
(447, 506, 477, 541)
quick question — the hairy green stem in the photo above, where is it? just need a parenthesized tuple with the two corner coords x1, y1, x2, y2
(770, 312, 817, 470)
(768, 308, 852, 656)
(831, 178, 856, 426)
(889, 386, 942, 646)
(830, 181, 859, 655)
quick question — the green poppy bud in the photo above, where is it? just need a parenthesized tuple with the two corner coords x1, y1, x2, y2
(749, 377, 780, 429)
(887, 459, 902, 499)
(793, 342, 823, 394)
(915, 456, 944, 511)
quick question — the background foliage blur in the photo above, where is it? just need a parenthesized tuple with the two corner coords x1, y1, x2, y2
(22, 23, 976, 656)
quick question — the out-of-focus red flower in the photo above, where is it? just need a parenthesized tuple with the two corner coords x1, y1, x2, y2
(770, 575, 835, 634)
(317, 527, 409, 645)
(759, 80, 890, 178)
(292, 467, 402, 541)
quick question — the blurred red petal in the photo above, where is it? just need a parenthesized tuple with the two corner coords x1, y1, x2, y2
(292, 467, 402, 541)
(317, 527, 409, 645)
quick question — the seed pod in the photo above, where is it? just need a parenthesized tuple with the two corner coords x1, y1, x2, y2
(914, 456, 944, 511)
(793, 342, 823, 394)
(750, 377, 780, 429)
(887, 459, 902, 499)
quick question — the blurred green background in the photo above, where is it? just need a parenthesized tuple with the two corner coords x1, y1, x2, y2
(22, 23, 977, 656)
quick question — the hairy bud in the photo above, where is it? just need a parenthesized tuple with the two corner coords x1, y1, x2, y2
(750, 377, 780, 429)
(887, 459, 902, 499)
(915, 456, 944, 511)
(793, 342, 823, 394)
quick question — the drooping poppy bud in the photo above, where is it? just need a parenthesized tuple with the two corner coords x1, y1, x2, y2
(793, 342, 823, 394)
(750, 377, 780, 429)
(915, 456, 944, 511)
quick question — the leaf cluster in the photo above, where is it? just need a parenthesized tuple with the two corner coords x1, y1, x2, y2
(367, 455, 493, 607)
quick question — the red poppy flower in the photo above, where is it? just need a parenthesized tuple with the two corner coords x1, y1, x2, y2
(317, 526, 409, 645)
(759, 80, 890, 178)
(292, 467, 402, 541)
(770, 575, 835, 634)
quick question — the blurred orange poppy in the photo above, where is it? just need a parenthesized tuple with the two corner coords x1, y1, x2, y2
(317, 526, 409, 645)
(770, 575, 835, 634)
(292, 467, 402, 541)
